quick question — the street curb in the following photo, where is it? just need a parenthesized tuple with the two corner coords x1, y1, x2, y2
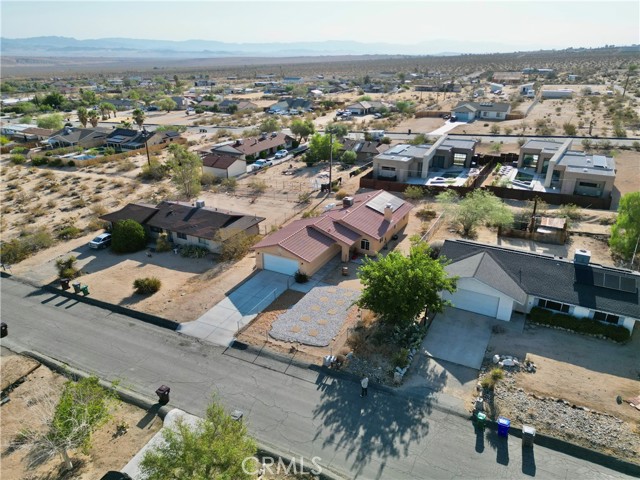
(15, 349, 348, 480)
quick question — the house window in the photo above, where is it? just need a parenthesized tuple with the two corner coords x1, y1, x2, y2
(523, 154, 538, 169)
(537, 298, 570, 313)
(150, 226, 162, 233)
(177, 232, 187, 240)
(593, 311, 620, 324)
(453, 153, 466, 167)
(198, 237, 208, 245)
(578, 181, 599, 188)
(360, 239, 370, 251)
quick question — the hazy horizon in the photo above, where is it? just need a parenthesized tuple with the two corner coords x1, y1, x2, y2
(2, 1, 639, 54)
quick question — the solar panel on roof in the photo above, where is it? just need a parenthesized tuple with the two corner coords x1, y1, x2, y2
(366, 191, 405, 214)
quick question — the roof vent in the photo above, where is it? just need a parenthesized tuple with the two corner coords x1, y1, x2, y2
(195, 199, 205, 208)
(574, 249, 591, 265)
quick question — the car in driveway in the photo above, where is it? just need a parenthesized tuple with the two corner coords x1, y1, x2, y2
(89, 233, 112, 249)
(274, 149, 288, 159)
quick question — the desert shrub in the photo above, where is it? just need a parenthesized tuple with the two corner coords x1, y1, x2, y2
(57, 224, 83, 240)
(117, 159, 135, 172)
(67, 160, 75, 167)
(140, 160, 168, 180)
(557, 203, 582, 221)
(10, 154, 26, 165)
(220, 178, 237, 191)
(31, 156, 49, 166)
(133, 277, 161, 295)
(529, 307, 630, 342)
(302, 209, 320, 218)
(490, 368, 504, 381)
(180, 245, 208, 258)
(298, 192, 311, 204)
(55, 256, 79, 279)
(0, 230, 53, 264)
(404, 185, 425, 200)
(416, 207, 437, 220)
(89, 203, 108, 216)
(111, 219, 146, 253)
(200, 172, 219, 186)
(335, 189, 348, 200)
(632, 141, 640, 152)
(294, 270, 309, 283)
(392, 348, 410, 369)
(249, 179, 267, 194)
(155, 233, 172, 252)
(219, 232, 257, 261)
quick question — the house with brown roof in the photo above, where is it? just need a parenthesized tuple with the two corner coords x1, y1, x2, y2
(100, 200, 264, 253)
(253, 190, 413, 276)
(340, 139, 389, 162)
(202, 152, 246, 178)
(212, 132, 294, 161)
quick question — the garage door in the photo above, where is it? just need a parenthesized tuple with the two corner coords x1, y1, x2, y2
(447, 288, 499, 318)
(263, 253, 299, 276)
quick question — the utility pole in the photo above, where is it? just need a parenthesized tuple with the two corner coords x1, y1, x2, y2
(145, 139, 151, 167)
(327, 132, 333, 196)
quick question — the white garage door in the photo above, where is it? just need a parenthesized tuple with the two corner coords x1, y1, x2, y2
(448, 288, 499, 318)
(263, 253, 299, 276)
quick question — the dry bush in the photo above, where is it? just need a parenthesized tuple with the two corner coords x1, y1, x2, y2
(89, 203, 107, 216)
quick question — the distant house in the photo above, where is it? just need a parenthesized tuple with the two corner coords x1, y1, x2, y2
(0, 124, 54, 142)
(100, 200, 264, 254)
(212, 132, 294, 161)
(345, 101, 389, 116)
(340, 139, 389, 162)
(171, 96, 188, 110)
(105, 128, 156, 151)
(44, 127, 110, 149)
(452, 101, 511, 122)
(372, 135, 478, 182)
(440, 240, 639, 332)
(491, 72, 523, 84)
(202, 152, 246, 178)
(283, 76, 303, 83)
(517, 139, 615, 199)
(253, 190, 413, 276)
(519, 83, 536, 97)
(267, 97, 312, 113)
(541, 89, 573, 99)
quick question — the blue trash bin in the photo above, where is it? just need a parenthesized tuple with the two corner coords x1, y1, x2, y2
(497, 416, 511, 437)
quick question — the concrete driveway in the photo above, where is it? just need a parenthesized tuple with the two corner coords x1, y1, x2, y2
(423, 307, 495, 369)
(178, 270, 292, 347)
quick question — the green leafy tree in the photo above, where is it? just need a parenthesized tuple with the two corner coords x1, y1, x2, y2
(87, 109, 99, 127)
(437, 190, 513, 237)
(112, 219, 147, 253)
(37, 113, 64, 130)
(76, 106, 88, 128)
(290, 118, 315, 141)
(42, 91, 65, 109)
(395, 100, 414, 115)
(260, 117, 280, 133)
(99, 102, 116, 119)
(80, 89, 97, 106)
(132, 108, 146, 129)
(18, 377, 118, 471)
(357, 241, 457, 327)
(325, 122, 348, 138)
(305, 133, 342, 165)
(341, 150, 357, 165)
(140, 398, 257, 480)
(610, 192, 640, 260)
(167, 144, 202, 199)
(158, 97, 178, 113)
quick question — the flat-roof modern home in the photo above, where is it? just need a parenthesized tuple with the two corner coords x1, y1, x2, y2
(452, 101, 511, 121)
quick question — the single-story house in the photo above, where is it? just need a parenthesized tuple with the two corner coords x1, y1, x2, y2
(8, 127, 54, 142)
(541, 89, 574, 99)
(373, 135, 478, 182)
(518, 139, 615, 198)
(452, 101, 511, 121)
(171, 96, 189, 110)
(253, 190, 413, 276)
(267, 97, 313, 113)
(100, 200, 264, 254)
(492, 72, 523, 84)
(105, 128, 156, 151)
(43, 127, 110, 149)
(340, 139, 389, 162)
(212, 132, 294, 161)
(345, 101, 389, 116)
(440, 240, 639, 333)
(202, 152, 246, 178)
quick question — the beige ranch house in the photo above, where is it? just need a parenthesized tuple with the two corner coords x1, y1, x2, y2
(253, 190, 413, 276)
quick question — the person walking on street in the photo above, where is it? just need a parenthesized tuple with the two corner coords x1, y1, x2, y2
(360, 375, 369, 397)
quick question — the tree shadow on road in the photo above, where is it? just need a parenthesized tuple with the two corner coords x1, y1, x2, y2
(312, 367, 446, 479)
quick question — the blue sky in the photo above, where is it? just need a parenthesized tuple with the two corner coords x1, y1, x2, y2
(1, 1, 638, 51)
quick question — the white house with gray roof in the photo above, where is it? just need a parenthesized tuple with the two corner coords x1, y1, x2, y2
(441, 240, 639, 332)
(452, 101, 511, 121)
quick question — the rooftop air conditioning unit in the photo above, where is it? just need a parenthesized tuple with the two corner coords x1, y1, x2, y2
(195, 199, 205, 208)
(343, 196, 354, 208)
(574, 249, 591, 265)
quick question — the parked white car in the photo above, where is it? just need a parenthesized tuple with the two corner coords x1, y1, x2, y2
(274, 149, 288, 159)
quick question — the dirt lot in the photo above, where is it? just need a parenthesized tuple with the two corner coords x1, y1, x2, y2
(0, 348, 162, 480)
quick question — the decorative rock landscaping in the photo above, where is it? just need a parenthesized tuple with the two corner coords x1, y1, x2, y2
(269, 285, 359, 347)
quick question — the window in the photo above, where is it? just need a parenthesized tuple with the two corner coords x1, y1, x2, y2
(593, 311, 620, 324)
(578, 181, 599, 188)
(537, 298, 570, 313)
(381, 166, 396, 171)
(523, 154, 539, 169)
(177, 232, 187, 240)
(453, 153, 466, 167)
(360, 239, 370, 251)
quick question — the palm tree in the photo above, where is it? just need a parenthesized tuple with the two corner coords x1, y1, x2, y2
(77, 107, 88, 128)
(132, 108, 145, 130)
(87, 110, 99, 127)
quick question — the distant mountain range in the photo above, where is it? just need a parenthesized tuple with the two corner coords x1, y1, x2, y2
(1, 36, 524, 58)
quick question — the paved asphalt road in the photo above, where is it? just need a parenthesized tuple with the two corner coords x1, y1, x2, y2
(0, 277, 631, 479)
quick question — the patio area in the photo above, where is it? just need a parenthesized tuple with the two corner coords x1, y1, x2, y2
(405, 167, 481, 187)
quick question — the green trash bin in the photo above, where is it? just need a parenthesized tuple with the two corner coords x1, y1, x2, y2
(80, 285, 90, 296)
(476, 412, 487, 428)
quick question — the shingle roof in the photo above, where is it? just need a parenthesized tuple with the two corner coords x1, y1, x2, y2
(202, 153, 243, 169)
(441, 240, 640, 319)
(216, 133, 292, 157)
(100, 203, 158, 225)
(453, 101, 511, 113)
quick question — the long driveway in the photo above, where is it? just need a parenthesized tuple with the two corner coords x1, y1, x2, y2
(0, 278, 632, 480)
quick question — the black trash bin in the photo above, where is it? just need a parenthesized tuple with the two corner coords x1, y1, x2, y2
(72, 282, 81, 293)
(0, 322, 7, 338)
(156, 385, 170, 404)
(60, 278, 71, 290)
